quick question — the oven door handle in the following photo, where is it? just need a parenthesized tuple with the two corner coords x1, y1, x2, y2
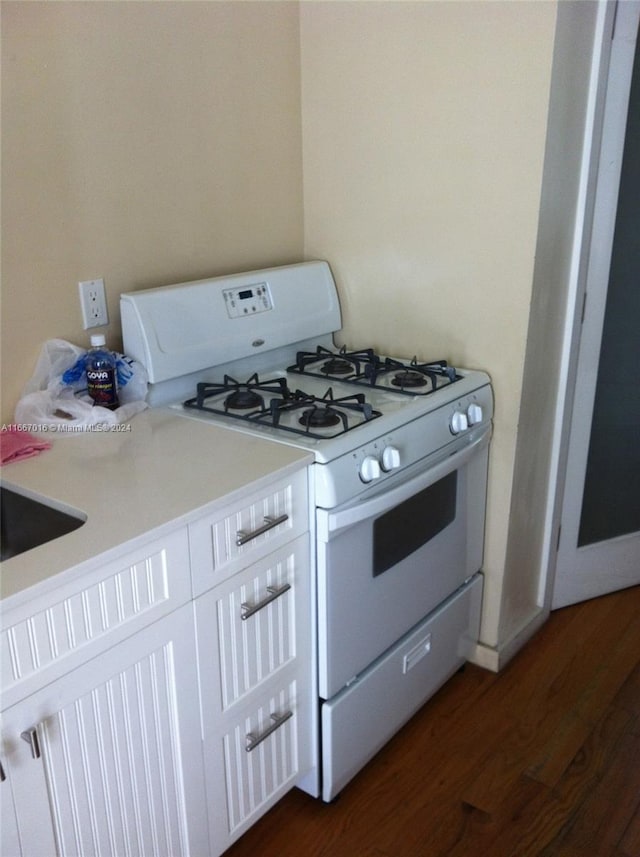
(318, 425, 490, 539)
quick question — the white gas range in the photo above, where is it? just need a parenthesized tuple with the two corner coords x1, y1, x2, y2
(121, 260, 493, 801)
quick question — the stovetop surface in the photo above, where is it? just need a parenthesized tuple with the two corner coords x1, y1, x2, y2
(182, 347, 460, 439)
(172, 345, 490, 464)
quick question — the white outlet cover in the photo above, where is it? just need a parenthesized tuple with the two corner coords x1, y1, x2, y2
(79, 278, 109, 329)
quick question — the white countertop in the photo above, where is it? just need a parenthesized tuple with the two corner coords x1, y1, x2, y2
(1, 409, 312, 609)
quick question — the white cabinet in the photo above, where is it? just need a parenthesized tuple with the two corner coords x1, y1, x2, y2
(192, 470, 314, 856)
(1, 462, 314, 857)
(0, 760, 21, 857)
(0, 531, 209, 857)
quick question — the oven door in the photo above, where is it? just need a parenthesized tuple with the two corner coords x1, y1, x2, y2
(316, 424, 490, 700)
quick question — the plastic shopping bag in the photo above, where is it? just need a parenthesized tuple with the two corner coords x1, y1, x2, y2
(15, 339, 148, 430)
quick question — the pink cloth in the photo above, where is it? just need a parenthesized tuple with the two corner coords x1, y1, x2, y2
(1, 426, 52, 465)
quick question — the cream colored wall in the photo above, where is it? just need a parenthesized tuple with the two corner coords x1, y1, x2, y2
(1, 0, 303, 423)
(300, 1, 557, 648)
(2, 0, 563, 661)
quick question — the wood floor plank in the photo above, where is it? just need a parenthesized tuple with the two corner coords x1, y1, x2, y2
(619, 799, 640, 857)
(612, 662, 640, 721)
(525, 607, 640, 787)
(433, 773, 552, 857)
(461, 588, 640, 813)
(536, 706, 640, 856)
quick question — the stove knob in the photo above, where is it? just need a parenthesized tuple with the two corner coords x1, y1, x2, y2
(359, 455, 381, 483)
(467, 403, 483, 425)
(381, 445, 401, 472)
(450, 410, 469, 435)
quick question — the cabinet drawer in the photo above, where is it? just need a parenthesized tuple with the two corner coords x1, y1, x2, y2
(1, 528, 191, 709)
(205, 672, 313, 853)
(189, 468, 308, 597)
(223, 678, 308, 835)
(195, 534, 310, 713)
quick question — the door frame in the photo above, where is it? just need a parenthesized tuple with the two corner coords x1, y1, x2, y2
(544, 0, 640, 610)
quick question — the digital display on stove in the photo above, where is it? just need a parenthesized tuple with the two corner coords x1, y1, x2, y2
(223, 282, 273, 318)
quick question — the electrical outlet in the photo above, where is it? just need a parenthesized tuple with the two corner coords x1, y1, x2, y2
(78, 278, 109, 329)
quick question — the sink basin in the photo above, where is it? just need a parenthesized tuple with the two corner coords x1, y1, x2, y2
(1, 486, 85, 562)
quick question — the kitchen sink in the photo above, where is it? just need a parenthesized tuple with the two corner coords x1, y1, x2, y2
(1, 485, 85, 562)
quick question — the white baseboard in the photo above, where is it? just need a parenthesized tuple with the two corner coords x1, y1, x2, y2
(469, 607, 550, 673)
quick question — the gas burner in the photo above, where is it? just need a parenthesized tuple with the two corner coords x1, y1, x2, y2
(266, 388, 382, 438)
(364, 357, 459, 393)
(299, 407, 342, 428)
(225, 389, 264, 410)
(289, 346, 378, 379)
(186, 373, 291, 413)
(391, 370, 428, 389)
(321, 358, 354, 375)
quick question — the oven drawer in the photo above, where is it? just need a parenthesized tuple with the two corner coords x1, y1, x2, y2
(189, 468, 309, 597)
(321, 573, 482, 802)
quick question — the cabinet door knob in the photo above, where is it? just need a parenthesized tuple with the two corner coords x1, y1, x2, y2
(21, 728, 41, 760)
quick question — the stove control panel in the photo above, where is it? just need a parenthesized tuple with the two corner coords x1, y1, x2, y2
(223, 282, 273, 318)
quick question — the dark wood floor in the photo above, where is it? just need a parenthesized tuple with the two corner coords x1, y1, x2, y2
(226, 584, 640, 857)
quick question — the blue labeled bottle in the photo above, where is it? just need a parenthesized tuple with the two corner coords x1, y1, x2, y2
(86, 334, 119, 410)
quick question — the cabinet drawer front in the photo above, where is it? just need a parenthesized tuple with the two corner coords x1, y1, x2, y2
(189, 468, 308, 597)
(223, 680, 302, 835)
(195, 535, 309, 712)
(1, 529, 191, 708)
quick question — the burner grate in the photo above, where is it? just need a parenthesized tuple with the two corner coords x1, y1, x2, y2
(184, 376, 382, 439)
(289, 346, 378, 380)
(288, 348, 459, 394)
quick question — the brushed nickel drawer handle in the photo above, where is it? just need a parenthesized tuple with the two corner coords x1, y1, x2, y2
(21, 728, 41, 760)
(241, 583, 291, 620)
(236, 513, 288, 546)
(245, 710, 293, 752)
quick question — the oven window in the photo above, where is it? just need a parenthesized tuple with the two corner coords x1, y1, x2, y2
(373, 471, 457, 577)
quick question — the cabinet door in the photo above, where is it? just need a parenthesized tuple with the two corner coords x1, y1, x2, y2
(0, 759, 23, 857)
(2, 604, 209, 857)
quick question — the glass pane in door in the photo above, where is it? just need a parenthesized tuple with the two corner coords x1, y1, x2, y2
(578, 25, 640, 547)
